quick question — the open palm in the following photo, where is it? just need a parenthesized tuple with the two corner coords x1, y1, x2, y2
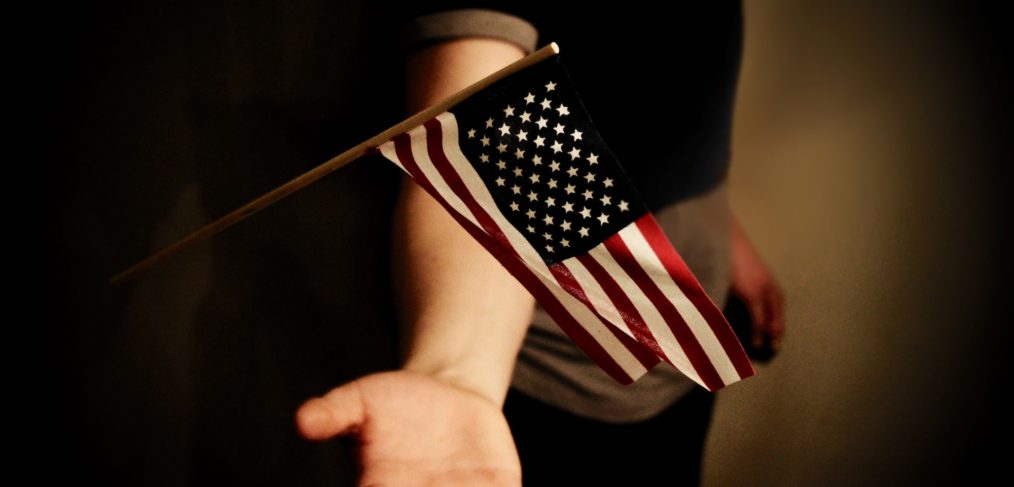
(296, 370, 521, 486)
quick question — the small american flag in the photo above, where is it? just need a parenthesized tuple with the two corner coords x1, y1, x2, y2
(378, 53, 754, 390)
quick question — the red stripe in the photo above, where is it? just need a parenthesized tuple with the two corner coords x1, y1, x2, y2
(391, 129, 640, 384)
(635, 214, 755, 379)
(422, 120, 512, 254)
(604, 227, 725, 390)
(548, 262, 660, 370)
(571, 254, 674, 367)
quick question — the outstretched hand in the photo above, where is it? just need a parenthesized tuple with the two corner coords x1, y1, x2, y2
(295, 370, 521, 487)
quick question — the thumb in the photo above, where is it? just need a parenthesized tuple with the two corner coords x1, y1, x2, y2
(295, 382, 366, 441)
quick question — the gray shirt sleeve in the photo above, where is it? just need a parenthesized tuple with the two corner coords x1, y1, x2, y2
(405, 8, 539, 54)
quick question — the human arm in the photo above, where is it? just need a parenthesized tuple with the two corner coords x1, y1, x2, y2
(395, 38, 537, 405)
(294, 38, 533, 486)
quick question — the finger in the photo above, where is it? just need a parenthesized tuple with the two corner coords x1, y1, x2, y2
(295, 382, 366, 441)
(767, 286, 786, 350)
(747, 296, 766, 348)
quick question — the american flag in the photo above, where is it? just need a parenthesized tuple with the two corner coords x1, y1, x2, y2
(378, 54, 754, 390)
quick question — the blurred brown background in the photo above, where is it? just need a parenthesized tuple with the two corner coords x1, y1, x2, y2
(710, 2, 1010, 485)
(30, 0, 1010, 485)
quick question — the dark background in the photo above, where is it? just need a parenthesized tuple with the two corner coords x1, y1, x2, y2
(25, 0, 1011, 485)
(31, 2, 406, 484)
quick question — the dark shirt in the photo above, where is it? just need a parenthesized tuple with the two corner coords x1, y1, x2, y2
(407, 1, 744, 210)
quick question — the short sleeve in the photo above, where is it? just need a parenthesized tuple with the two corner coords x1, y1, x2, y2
(405, 8, 539, 54)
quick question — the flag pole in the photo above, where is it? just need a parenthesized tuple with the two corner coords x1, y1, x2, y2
(109, 43, 561, 285)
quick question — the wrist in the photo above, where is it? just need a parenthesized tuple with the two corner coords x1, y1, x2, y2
(402, 356, 510, 408)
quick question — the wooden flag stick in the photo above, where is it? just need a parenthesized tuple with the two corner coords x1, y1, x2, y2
(109, 42, 561, 285)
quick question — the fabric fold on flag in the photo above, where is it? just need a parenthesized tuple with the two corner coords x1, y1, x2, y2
(377, 53, 754, 390)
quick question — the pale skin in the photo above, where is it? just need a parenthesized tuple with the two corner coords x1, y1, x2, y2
(295, 37, 784, 486)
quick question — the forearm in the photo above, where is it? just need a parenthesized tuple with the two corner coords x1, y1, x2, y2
(393, 39, 535, 407)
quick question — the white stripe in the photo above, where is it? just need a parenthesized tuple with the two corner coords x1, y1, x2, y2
(619, 224, 740, 384)
(433, 113, 650, 381)
(406, 125, 485, 231)
(378, 141, 407, 173)
(379, 133, 488, 254)
(559, 258, 631, 341)
(586, 238, 704, 387)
